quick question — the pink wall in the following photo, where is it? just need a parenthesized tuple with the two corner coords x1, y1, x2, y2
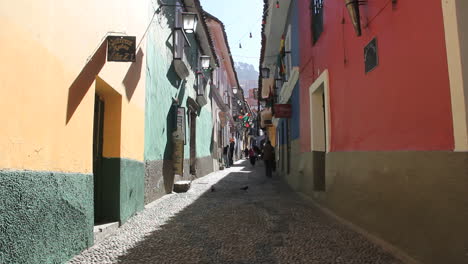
(298, 0, 454, 152)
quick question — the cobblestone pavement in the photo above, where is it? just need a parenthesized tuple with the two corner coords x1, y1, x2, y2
(68, 160, 402, 264)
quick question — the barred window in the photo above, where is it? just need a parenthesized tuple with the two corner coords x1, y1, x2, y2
(310, 0, 324, 44)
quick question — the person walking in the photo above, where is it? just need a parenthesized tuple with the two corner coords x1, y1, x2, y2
(229, 140, 235, 166)
(263, 141, 274, 178)
(248, 148, 256, 167)
(244, 148, 249, 159)
(223, 145, 230, 168)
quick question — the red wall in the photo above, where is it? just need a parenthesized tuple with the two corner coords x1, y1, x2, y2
(298, 0, 454, 152)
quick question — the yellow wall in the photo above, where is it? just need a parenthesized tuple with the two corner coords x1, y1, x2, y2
(0, 0, 149, 173)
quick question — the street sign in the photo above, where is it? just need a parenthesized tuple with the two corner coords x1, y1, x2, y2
(274, 104, 292, 118)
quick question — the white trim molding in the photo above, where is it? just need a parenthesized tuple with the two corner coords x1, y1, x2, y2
(309, 70, 331, 153)
(441, 0, 468, 151)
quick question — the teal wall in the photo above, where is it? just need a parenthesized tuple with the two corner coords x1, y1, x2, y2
(119, 159, 145, 223)
(0, 170, 93, 264)
(197, 99, 213, 158)
(100, 158, 144, 224)
(144, 1, 186, 161)
(144, 1, 213, 162)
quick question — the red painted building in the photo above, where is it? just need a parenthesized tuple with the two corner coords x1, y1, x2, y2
(260, 0, 468, 263)
(298, 0, 453, 152)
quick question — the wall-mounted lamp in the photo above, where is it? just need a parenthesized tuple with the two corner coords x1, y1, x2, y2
(275, 78, 283, 90)
(182, 12, 198, 33)
(200, 55, 210, 69)
(232, 87, 238, 94)
(345, 0, 364, 36)
(261, 67, 270, 79)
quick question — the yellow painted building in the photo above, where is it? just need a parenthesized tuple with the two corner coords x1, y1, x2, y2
(0, 0, 150, 263)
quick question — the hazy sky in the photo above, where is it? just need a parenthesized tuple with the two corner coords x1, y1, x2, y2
(200, 0, 263, 67)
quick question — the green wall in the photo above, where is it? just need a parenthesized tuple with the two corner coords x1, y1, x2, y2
(144, 1, 214, 162)
(197, 97, 213, 158)
(119, 159, 145, 223)
(100, 158, 144, 224)
(0, 170, 93, 264)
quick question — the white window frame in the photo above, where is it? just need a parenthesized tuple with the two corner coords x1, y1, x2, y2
(309, 69, 331, 152)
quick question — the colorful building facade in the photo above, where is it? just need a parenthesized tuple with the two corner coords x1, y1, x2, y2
(143, 0, 218, 203)
(261, 0, 468, 263)
(0, 0, 235, 263)
(0, 0, 149, 262)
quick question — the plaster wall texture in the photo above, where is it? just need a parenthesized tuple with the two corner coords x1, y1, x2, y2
(0, 1, 151, 263)
(0, 0, 149, 173)
(282, 140, 468, 264)
(0, 170, 93, 264)
(297, 0, 453, 152)
(144, 0, 214, 203)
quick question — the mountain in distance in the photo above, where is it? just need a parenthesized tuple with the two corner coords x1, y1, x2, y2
(235, 62, 259, 111)
(235, 62, 259, 81)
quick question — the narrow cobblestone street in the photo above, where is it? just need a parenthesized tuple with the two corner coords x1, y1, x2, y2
(68, 160, 401, 264)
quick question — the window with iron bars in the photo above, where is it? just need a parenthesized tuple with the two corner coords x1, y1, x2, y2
(310, 0, 324, 44)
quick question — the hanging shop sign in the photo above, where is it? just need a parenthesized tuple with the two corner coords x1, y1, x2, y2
(173, 139, 184, 176)
(107, 36, 136, 62)
(174, 107, 186, 144)
(274, 104, 292, 118)
(219, 111, 227, 127)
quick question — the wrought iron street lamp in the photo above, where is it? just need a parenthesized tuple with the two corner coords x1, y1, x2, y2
(200, 55, 210, 69)
(182, 12, 198, 33)
(275, 78, 283, 90)
(261, 67, 270, 78)
(345, 0, 362, 36)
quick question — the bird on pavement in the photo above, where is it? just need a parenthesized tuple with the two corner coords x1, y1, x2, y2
(240, 186, 249, 191)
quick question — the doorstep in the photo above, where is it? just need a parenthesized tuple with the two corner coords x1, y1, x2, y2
(93, 222, 119, 244)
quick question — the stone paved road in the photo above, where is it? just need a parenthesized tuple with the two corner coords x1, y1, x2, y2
(68, 160, 402, 264)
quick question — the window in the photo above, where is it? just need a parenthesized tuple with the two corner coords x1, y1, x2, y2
(364, 38, 378, 73)
(310, 0, 324, 44)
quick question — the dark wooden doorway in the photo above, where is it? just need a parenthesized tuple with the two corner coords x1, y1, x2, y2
(93, 95, 105, 224)
(189, 112, 197, 175)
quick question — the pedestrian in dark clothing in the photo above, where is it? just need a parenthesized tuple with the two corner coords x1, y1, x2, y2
(244, 148, 249, 159)
(249, 148, 256, 167)
(223, 145, 230, 168)
(229, 141, 235, 165)
(263, 141, 274, 178)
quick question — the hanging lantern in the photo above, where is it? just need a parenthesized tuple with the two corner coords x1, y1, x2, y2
(182, 12, 198, 33)
(261, 67, 270, 78)
(345, 0, 362, 36)
(200, 55, 210, 69)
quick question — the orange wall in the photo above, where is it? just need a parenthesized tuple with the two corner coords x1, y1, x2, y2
(0, 0, 149, 173)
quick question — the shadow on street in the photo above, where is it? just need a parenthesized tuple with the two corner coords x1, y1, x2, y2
(112, 160, 401, 264)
